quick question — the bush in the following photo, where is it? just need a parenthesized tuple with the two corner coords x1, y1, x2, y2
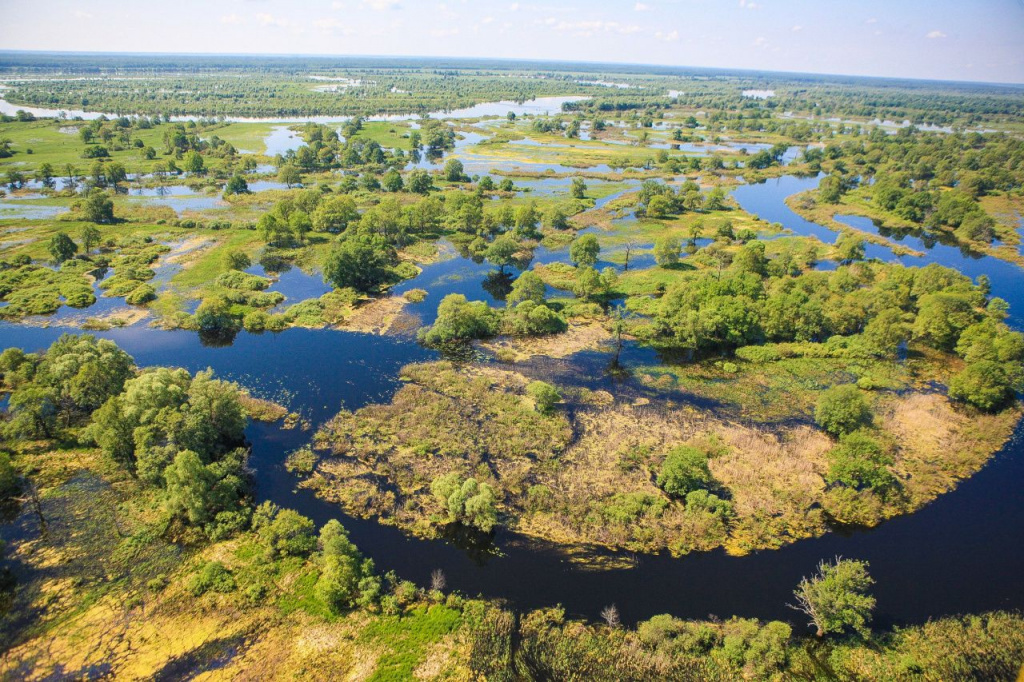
(255, 504, 317, 558)
(825, 431, 897, 492)
(527, 380, 561, 415)
(431, 472, 499, 532)
(188, 561, 236, 596)
(948, 360, 1014, 411)
(419, 294, 499, 346)
(815, 385, 871, 437)
(657, 446, 713, 498)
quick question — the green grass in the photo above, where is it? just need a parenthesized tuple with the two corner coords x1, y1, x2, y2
(359, 604, 461, 682)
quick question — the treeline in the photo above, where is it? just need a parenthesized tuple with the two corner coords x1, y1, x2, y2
(808, 127, 1024, 244)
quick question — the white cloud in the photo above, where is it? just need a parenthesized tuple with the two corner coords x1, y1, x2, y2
(544, 20, 642, 37)
(655, 29, 678, 42)
(753, 36, 768, 48)
(256, 12, 291, 27)
(480, 15, 495, 23)
(634, 2, 651, 10)
(926, 30, 947, 39)
(866, 17, 878, 24)
(313, 17, 354, 34)
(221, 13, 244, 25)
(739, 0, 759, 8)
(361, 0, 401, 10)
(430, 27, 460, 37)
(331, 1, 345, 8)
(509, 2, 520, 10)
(73, 10, 94, 19)
(791, 24, 802, 32)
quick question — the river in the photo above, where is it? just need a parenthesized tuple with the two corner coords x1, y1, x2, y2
(1, 171, 1022, 628)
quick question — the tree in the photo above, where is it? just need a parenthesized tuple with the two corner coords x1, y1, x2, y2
(5, 386, 58, 439)
(948, 360, 1014, 412)
(654, 237, 681, 267)
(826, 431, 897, 492)
(382, 169, 403, 192)
(164, 450, 216, 526)
(863, 308, 909, 358)
(569, 234, 600, 268)
(48, 232, 77, 264)
(254, 503, 317, 558)
(323, 232, 397, 293)
(419, 294, 499, 345)
(815, 385, 871, 437)
(312, 195, 359, 233)
(83, 189, 115, 224)
(657, 446, 713, 497)
(527, 380, 561, 415)
(835, 234, 865, 264)
(485, 235, 520, 272)
(571, 177, 587, 199)
(408, 169, 432, 194)
(705, 187, 728, 211)
(80, 225, 101, 254)
(224, 175, 250, 196)
(315, 519, 380, 612)
(289, 210, 312, 244)
(278, 165, 302, 188)
(223, 249, 251, 271)
(431, 472, 498, 532)
(790, 557, 875, 637)
(507, 270, 546, 306)
(444, 158, 466, 183)
(183, 150, 205, 175)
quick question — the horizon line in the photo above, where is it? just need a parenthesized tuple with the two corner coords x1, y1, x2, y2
(1, 49, 1022, 89)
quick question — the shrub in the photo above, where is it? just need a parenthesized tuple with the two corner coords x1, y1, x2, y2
(815, 385, 871, 437)
(657, 446, 713, 498)
(948, 360, 1014, 411)
(825, 431, 897, 492)
(188, 561, 235, 596)
(527, 380, 561, 415)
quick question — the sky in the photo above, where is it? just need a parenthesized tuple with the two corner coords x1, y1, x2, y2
(1, 0, 1022, 84)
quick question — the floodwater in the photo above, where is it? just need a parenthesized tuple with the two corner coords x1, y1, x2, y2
(1, 168, 1023, 628)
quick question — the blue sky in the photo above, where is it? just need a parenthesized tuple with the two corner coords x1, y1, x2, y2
(1, 0, 1022, 83)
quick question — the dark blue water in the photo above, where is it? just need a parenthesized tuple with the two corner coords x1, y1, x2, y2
(2, 173, 1023, 629)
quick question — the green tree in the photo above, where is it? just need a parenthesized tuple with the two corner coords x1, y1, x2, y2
(485, 235, 520, 272)
(83, 189, 115, 224)
(5, 386, 58, 439)
(48, 232, 77, 264)
(315, 519, 380, 612)
(224, 175, 250, 196)
(382, 169, 404, 192)
(223, 249, 251, 271)
(527, 380, 561, 415)
(790, 557, 875, 637)
(164, 450, 216, 526)
(80, 225, 101, 254)
(815, 385, 872, 437)
(570, 177, 587, 199)
(507, 270, 546, 306)
(419, 294, 499, 345)
(431, 472, 499, 532)
(183, 150, 205, 175)
(408, 169, 432, 194)
(654, 237, 681, 267)
(444, 158, 466, 183)
(256, 505, 317, 558)
(826, 431, 897, 492)
(835, 234, 865, 264)
(948, 360, 1014, 412)
(277, 165, 302, 188)
(657, 446, 713, 497)
(312, 195, 359, 233)
(569, 234, 600, 268)
(322, 232, 397, 293)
